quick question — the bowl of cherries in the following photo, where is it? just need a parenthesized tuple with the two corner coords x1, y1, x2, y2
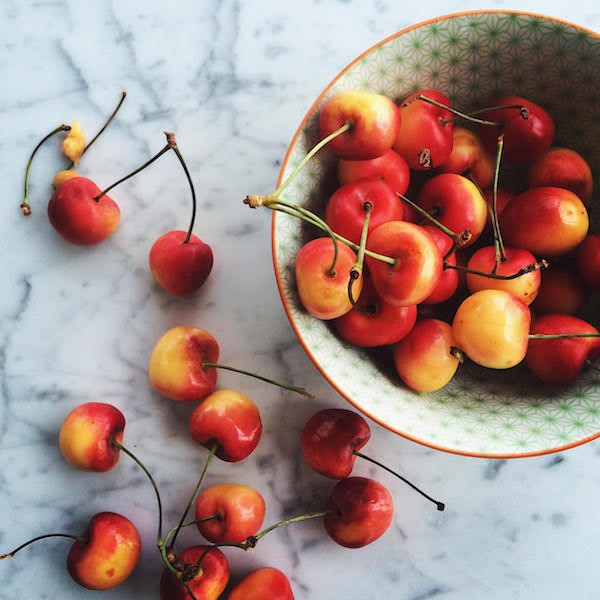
(248, 10, 600, 458)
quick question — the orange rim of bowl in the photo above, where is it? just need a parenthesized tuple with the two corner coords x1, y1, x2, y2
(271, 9, 600, 459)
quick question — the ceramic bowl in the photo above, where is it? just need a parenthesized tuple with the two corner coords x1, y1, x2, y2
(272, 10, 600, 458)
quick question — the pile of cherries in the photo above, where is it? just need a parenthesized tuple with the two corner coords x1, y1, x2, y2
(3, 92, 445, 599)
(247, 87, 600, 391)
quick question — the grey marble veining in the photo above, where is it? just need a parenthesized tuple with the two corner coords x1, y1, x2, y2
(2, 1, 600, 599)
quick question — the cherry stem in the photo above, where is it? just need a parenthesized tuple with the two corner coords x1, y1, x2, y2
(445, 259, 548, 280)
(21, 124, 71, 216)
(110, 439, 164, 547)
(529, 333, 600, 340)
(353, 450, 445, 511)
(397, 192, 471, 257)
(348, 202, 372, 313)
(201, 360, 314, 398)
(272, 121, 351, 199)
(406, 94, 498, 128)
(169, 441, 218, 550)
(215, 510, 334, 552)
(65, 90, 127, 170)
(0, 532, 83, 559)
(93, 132, 176, 201)
(489, 134, 507, 266)
(244, 195, 396, 266)
(439, 102, 529, 127)
(167, 133, 198, 244)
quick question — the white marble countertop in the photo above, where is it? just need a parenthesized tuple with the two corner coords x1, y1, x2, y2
(2, 2, 600, 599)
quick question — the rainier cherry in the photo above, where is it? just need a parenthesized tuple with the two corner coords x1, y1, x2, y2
(318, 89, 401, 160)
(452, 289, 531, 369)
(393, 88, 454, 170)
(228, 567, 295, 600)
(294, 236, 363, 320)
(526, 314, 600, 384)
(194, 483, 266, 543)
(160, 545, 229, 600)
(59, 402, 125, 472)
(189, 389, 263, 462)
(1, 512, 141, 591)
(393, 319, 461, 392)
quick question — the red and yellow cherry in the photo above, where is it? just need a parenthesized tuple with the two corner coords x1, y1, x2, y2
(301, 408, 370, 479)
(337, 148, 411, 198)
(393, 89, 454, 170)
(295, 236, 363, 319)
(532, 266, 589, 315)
(416, 173, 488, 247)
(577, 233, 600, 290)
(365, 220, 443, 306)
(465, 246, 542, 305)
(324, 177, 403, 245)
(526, 314, 600, 384)
(436, 126, 495, 189)
(393, 319, 461, 392)
(452, 289, 531, 369)
(149, 231, 213, 297)
(318, 89, 401, 160)
(67, 512, 141, 591)
(160, 545, 229, 600)
(228, 567, 295, 600)
(499, 186, 589, 257)
(47, 177, 121, 245)
(194, 483, 265, 543)
(59, 402, 125, 472)
(148, 325, 219, 402)
(189, 389, 262, 462)
(1, 512, 141, 591)
(477, 95, 555, 163)
(332, 275, 417, 347)
(323, 476, 393, 548)
(528, 146, 593, 204)
(420, 224, 459, 304)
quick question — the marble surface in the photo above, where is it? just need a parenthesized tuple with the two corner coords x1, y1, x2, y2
(2, 1, 600, 599)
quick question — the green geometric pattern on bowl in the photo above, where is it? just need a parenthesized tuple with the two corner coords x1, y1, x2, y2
(273, 11, 600, 457)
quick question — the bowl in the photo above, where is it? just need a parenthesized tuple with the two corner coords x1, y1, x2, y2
(272, 10, 600, 458)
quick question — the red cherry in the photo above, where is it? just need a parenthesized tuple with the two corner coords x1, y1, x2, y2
(149, 230, 214, 296)
(301, 408, 371, 478)
(323, 477, 394, 548)
(47, 177, 120, 245)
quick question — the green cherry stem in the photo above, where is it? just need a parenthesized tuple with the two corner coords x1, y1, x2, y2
(405, 94, 499, 127)
(529, 333, 600, 340)
(245, 195, 396, 266)
(169, 441, 219, 551)
(353, 450, 445, 511)
(348, 202, 372, 312)
(93, 131, 175, 202)
(490, 134, 507, 267)
(65, 90, 127, 170)
(110, 439, 165, 548)
(439, 101, 529, 127)
(397, 192, 472, 257)
(272, 121, 351, 199)
(0, 532, 83, 559)
(21, 123, 71, 216)
(201, 360, 315, 398)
